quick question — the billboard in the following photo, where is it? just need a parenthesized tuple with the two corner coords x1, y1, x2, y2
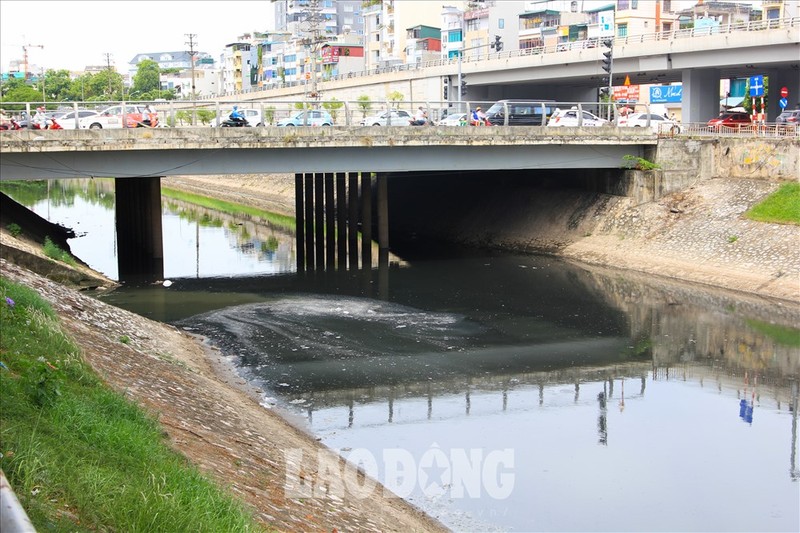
(650, 85, 682, 103)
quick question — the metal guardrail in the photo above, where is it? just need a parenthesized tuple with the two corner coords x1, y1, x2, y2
(1, 470, 35, 533)
(2, 100, 798, 138)
(674, 122, 799, 138)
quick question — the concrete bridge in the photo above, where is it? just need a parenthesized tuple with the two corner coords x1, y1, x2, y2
(1, 128, 797, 282)
(0, 126, 655, 179)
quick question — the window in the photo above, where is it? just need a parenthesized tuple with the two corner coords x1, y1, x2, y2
(766, 8, 780, 19)
(632, 0, 638, 9)
(617, 23, 628, 37)
(449, 30, 462, 42)
(663, 0, 672, 12)
(618, 0, 629, 9)
(499, 18, 504, 29)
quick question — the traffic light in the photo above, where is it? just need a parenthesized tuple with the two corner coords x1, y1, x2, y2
(601, 51, 612, 74)
(601, 39, 613, 74)
(461, 77, 467, 96)
(443, 85, 448, 100)
(493, 35, 503, 52)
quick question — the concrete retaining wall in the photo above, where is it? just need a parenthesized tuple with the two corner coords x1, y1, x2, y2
(655, 138, 799, 197)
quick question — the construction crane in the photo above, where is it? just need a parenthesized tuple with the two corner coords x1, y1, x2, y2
(23, 44, 43, 80)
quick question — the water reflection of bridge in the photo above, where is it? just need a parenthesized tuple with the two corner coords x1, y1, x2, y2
(289, 360, 799, 481)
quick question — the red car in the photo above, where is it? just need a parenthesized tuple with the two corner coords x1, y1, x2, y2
(707, 112, 752, 129)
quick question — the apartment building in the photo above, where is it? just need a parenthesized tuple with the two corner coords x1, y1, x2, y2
(362, 0, 446, 69)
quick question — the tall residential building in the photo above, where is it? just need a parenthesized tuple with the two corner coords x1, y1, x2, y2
(461, 1, 526, 58)
(221, 41, 252, 94)
(362, 1, 447, 69)
(273, 1, 363, 37)
(613, 0, 680, 37)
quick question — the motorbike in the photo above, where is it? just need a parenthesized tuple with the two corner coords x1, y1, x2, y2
(31, 117, 63, 130)
(221, 115, 250, 127)
(0, 119, 22, 130)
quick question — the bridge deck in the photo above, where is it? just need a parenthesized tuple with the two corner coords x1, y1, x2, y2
(1, 127, 656, 179)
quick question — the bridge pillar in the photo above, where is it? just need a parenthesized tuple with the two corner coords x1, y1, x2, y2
(681, 68, 720, 123)
(293, 170, 389, 273)
(295, 174, 305, 271)
(348, 173, 359, 269)
(377, 173, 389, 256)
(304, 174, 315, 271)
(361, 173, 373, 269)
(325, 173, 335, 269)
(115, 177, 164, 281)
(314, 173, 324, 271)
(336, 173, 347, 270)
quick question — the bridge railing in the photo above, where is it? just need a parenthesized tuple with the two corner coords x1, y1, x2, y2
(2, 100, 797, 138)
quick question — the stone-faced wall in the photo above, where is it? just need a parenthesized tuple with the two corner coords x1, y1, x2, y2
(655, 137, 799, 191)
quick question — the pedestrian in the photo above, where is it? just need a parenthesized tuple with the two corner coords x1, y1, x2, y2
(140, 105, 153, 127)
(412, 106, 428, 126)
(32, 107, 48, 129)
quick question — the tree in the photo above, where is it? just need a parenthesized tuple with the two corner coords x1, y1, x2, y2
(0, 77, 41, 107)
(88, 69, 124, 100)
(356, 94, 372, 118)
(41, 69, 74, 101)
(388, 90, 403, 106)
(264, 106, 276, 125)
(132, 59, 161, 95)
(322, 98, 344, 122)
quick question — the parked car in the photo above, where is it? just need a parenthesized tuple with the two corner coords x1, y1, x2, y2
(775, 109, 800, 124)
(484, 99, 555, 126)
(277, 109, 332, 127)
(547, 108, 608, 127)
(619, 112, 681, 134)
(52, 110, 101, 130)
(360, 109, 413, 126)
(707, 112, 751, 129)
(436, 113, 468, 126)
(81, 105, 158, 129)
(213, 108, 263, 127)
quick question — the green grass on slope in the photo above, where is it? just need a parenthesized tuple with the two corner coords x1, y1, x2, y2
(746, 182, 800, 225)
(0, 277, 262, 532)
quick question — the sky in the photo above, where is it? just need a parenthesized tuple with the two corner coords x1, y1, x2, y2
(0, 0, 277, 73)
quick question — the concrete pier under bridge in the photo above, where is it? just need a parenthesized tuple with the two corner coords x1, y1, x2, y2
(294, 172, 389, 273)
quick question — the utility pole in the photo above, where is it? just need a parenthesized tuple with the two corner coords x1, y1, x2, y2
(185, 33, 198, 99)
(104, 53, 114, 98)
(297, 0, 327, 103)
